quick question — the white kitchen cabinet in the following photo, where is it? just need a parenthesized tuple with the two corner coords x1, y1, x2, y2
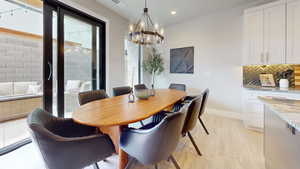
(243, 1, 286, 65)
(244, 9, 264, 65)
(287, 0, 300, 64)
(263, 3, 286, 64)
(242, 89, 300, 131)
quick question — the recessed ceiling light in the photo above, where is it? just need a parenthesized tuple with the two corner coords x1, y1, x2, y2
(171, 11, 177, 15)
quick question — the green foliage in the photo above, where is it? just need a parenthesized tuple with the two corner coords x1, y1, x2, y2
(143, 48, 164, 75)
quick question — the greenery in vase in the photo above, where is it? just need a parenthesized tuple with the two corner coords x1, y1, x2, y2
(143, 47, 164, 88)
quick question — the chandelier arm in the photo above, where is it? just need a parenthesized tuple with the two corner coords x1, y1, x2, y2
(147, 13, 155, 26)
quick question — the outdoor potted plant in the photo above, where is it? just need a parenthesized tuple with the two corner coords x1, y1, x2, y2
(143, 47, 164, 96)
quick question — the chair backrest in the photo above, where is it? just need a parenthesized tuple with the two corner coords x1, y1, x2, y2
(121, 104, 188, 165)
(134, 84, 148, 90)
(182, 95, 203, 134)
(112, 86, 132, 96)
(169, 83, 186, 91)
(27, 109, 65, 169)
(199, 88, 209, 117)
(78, 90, 108, 105)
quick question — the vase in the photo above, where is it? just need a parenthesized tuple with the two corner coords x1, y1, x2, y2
(150, 84, 155, 96)
(279, 79, 289, 88)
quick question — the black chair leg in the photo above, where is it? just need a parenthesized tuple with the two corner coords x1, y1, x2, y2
(169, 155, 181, 169)
(140, 121, 145, 126)
(93, 163, 100, 169)
(187, 132, 202, 156)
(198, 117, 209, 135)
(154, 164, 158, 169)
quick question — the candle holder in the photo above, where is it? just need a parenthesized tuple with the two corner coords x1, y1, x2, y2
(128, 90, 135, 103)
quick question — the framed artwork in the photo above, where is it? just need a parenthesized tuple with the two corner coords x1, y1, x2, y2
(259, 74, 276, 87)
(170, 47, 194, 74)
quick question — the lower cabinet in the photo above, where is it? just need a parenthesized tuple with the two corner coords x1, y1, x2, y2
(264, 106, 300, 169)
(242, 89, 300, 131)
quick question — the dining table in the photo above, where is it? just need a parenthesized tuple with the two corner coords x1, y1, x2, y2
(72, 89, 186, 169)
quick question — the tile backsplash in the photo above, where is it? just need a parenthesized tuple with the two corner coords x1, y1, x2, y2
(243, 64, 299, 87)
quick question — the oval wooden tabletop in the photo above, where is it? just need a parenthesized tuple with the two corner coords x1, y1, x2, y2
(72, 89, 186, 127)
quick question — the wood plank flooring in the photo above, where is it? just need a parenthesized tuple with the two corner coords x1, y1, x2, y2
(0, 114, 265, 169)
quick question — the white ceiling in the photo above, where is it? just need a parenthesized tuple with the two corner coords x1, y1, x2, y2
(96, 0, 273, 26)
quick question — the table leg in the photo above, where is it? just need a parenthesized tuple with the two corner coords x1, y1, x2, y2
(119, 147, 129, 169)
(119, 125, 129, 169)
(99, 125, 129, 169)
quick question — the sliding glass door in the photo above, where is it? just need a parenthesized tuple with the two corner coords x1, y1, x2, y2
(44, 0, 106, 117)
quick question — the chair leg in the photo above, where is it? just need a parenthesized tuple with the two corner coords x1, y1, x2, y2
(198, 117, 209, 135)
(140, 121, 145, 126)
(125, 157, 136, 169)
(154, 164, 158, 169)
(169, 155, 181, 169)
(93, 163, 100, 169)
(187, 132, 202, 156)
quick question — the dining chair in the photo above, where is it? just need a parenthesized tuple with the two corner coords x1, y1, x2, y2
(182, 96, 203, 156)
(78, 90, 109, 105)
(120, 105, 189, 169)
(169, 83, 186, 91)
(134, 84, 148, 90)
(27, 108, 115, 169)
(113, 86, 132, 96)
(198, 88, 210, 135)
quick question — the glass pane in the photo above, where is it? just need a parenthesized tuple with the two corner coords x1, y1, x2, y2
(0, 0, 43, 148)
(64, 15, 93, 117)
(52, 11, 58, 117)
(125, 40, 140, 86)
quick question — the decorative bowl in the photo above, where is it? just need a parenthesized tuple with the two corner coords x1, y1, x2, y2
(135, 89, 151, 100)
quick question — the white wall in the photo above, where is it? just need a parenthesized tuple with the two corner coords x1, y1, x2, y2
(151, 2, 267, 114)
(62, 0, 129, 95)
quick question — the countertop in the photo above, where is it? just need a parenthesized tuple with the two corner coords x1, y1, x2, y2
(259, 96, 300, 131)
(244, 85, 300, 94)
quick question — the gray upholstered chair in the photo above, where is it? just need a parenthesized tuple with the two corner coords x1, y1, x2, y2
(120, 104, 189, 169)
(169, 83, 186, 91)
(27, 108, 115, 169)
(78, 90, 109, 105)
(198, 89, 210, 135)
(182, 96, 203, 156)
(134, 84, 148, 90)
(112, 86, 132, 96)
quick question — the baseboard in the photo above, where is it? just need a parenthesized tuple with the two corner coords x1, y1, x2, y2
(207, 108, 242, 120)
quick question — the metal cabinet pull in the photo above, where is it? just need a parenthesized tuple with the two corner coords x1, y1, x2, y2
(260, 53, 264, 64)
(286, 123, 296, 135)
(48, 62, 52, 81)
(266, 52, 269, 64)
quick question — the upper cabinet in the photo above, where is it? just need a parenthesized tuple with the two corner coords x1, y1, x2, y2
(287, 0, 300, 64)
(244, 9, 264, 65)
(243, 1, 286, 65)
(263, 3, 286, 64)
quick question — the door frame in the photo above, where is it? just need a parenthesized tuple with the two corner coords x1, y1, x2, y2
(43, 0, 106, 116)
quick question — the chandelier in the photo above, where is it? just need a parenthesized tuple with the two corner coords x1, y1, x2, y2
(128, 0, 164, 45)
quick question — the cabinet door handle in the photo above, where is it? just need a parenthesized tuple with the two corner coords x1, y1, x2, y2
(260, 53, 264, 64)
(286, 123, 296, 135)
(48, 62, 52, 81)
(266, 52, 269, 64)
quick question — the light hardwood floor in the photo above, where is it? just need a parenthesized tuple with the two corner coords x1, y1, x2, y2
(129, 114, 265, 169)
(0, 114, 265, 169)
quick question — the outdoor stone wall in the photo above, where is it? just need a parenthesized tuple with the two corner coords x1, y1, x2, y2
(0, 32, 42, 83)
(0, 30, 92, 84)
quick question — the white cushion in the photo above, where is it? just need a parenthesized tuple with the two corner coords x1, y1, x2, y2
(80, 81, 92, 92)
(66, 80, 81, 92)
(14, 82, 38, 95)
(26, 85, 41, 95)
(0, 82, 13, 96)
